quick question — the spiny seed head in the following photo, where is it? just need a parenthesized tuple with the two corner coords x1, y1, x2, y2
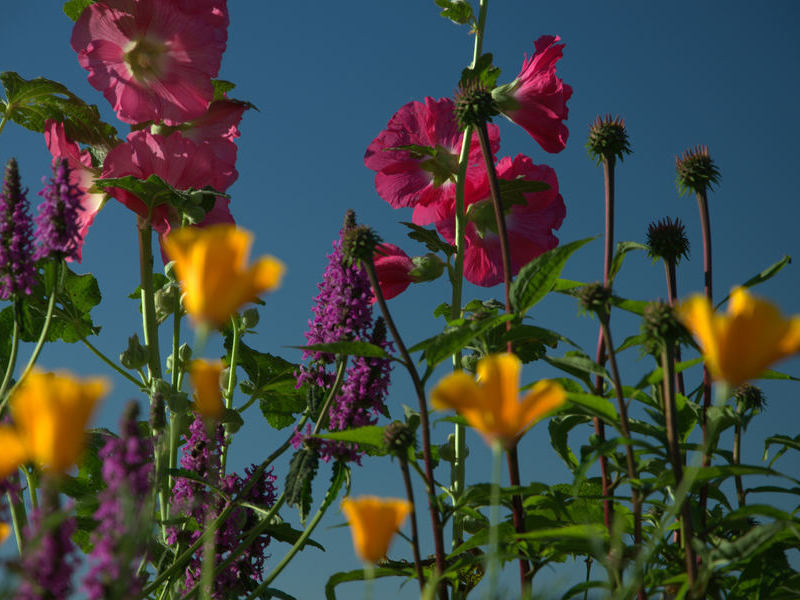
(641, 301, 688, 353)
(577, 283, 612, 319)
(734, 383, 766, 414)
(646, 217, 690, 265)
(342, 225, 382, 265)
(454, 81, 500, 130)
(384, 420, 415, 456)
(586, 115, 631, 165)
(676, 145, 720, 196)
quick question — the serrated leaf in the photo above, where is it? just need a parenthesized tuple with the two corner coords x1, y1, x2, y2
(94, 174, 189, 210)
(285, 447, 320, 523)
(435, 0, 474, 25)
(227, 339, 306, 430)
(564, 392, 619, 424)
(212, 79, 236, 100)
(409, 313, 514, 371)
(63, 0, 94, 21)
(544, 353, 608, 390)
(716, 254, 792, 308)
(263, 521, 324, 551)
(608, 241, 649, 283)
(548, 414, 588, 471)
(293, 341, 390, 359)
(400, 221, 456, 256)
(511, 237, 596, 316)
(1, 71, 116, 147)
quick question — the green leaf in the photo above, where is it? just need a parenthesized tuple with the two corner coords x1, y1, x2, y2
(756, 368, 800, 382)
(212, 79, 236, 100)
(253, 589, 298, 600)
(608, 241, 649, 283)
(63, 0, 94, 21)
(495, 178, 550, 211)
(763, 434, 800, 467)
(510, 237, 596, 317)
(564, 392, 619, 425)
(409, 313, 514, 371)
(400, 221, 456, 256)
(716, 255, 792, 308)
(262, 521, 324, 551)
(435, 0, 474, 25)
(548, 414, 588, 471)
(325, 564, 416, 600)
(293, 341, 391, 360)
(315, 425, 387, 453)
(460, 53, 501, 89)
(711, 520, 788, 562)
(284, 447, 320, 523)
(0, 71, 117, 147)
(543, 353, 608, 390)
(94, 174, 193, 210)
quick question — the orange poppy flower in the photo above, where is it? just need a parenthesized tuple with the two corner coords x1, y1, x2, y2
(341, 496, 412, 564)
(190, 359, 225, 419)
(162, 224, 284, 327)
(431, 353, 565, 449)
(679, 287, 800, 386)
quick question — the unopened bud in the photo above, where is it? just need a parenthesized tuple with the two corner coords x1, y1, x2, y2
(676, 145, 720, 196)
(646, 217, 689, 265)
(384, 421, 415, 456)
(120, 333, 149, 370)
(409, 253, 445, 282)
(454, 81, 499, 129)
(586, 115, 631, 166)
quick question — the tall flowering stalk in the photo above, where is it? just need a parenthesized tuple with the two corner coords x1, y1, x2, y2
(34, 158, 84, 262)
(0, 158, 36, 300)
(84, 403, 153, 600)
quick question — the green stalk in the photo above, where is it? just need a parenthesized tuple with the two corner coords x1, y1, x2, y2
(0, 115, 8, 137)
(0, 304, 20, 403)
(221, 315, 241, 472)
(79, 335, 143, 387)
(364, 562, 376, 600)
(486, 440, 503, 599)
(312, 359, 348, 436)
(138, 224, 162, 382)
(6, 473, 26, 553)
(449, 0, 490, 559)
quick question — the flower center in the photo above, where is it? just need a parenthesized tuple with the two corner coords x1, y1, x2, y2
(123, 37, 167, 83)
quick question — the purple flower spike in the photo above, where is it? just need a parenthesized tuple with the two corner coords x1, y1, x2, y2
(34, 157, 84, 261)
(0, 158, 36, 299)
(84, 403, 153, 600)
(16, 487, 78, 600)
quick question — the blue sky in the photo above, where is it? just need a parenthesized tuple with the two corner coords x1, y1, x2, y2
(2, 1, 800, 598)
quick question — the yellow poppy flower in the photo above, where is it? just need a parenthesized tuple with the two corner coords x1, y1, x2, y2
(0, 522, 9, 545)
(10, 370, 107, 473)
(341, 496, 412, 564)
(162, 224, 285, 327)
(190, 359, 225, 419)
(0, 426, 27, 480)
(431, 353, 566, 449)
(679, 287, 800, 386)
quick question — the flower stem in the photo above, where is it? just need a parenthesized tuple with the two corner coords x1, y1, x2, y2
(311, 359, 348, 436)
(663, 259, 686, 397)
(476, 122, 513, 350)
(79, 334, 143, 387)
(6, 474, 26, 553)
(363, 258, 448, 600)
(0, 303, 20, 403)
(506, 445, 531, 593)
(660, 344, 697, 589)
(399, 455, 425, 591)
(364, 562, 376, 600)
(599, 314, 645, 600)
(138, 223, 162, 382)
(695, 188, 713, 524)
(221, 315, 241, 472)
(487, 440, 503, 599)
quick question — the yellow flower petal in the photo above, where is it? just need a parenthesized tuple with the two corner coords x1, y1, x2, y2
(431, 353, 566, 448)
(679, 287, 800, 386)
(190, 359, 225, 419)
(163, 224, 284, 327)
(0, 426, 28, 480)
(341, 496, 411, 563)
(0, 522, 10, 546)
(10, 370, 107, 473)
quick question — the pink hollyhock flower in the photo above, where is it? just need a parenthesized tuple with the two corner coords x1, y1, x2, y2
(44, 121, 106, 262)
(493, 35, 572, 153)
(436, 155, 565, 287)
(373, 244, 415, 301)
(179, 99, 248, 189)
(364, 97, 500, 225)
(71, 0, 228, 125)
(102, 130, 229, 233)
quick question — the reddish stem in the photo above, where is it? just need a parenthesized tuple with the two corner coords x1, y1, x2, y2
(506, 445, 532, 592)
(696, 188, 713, 525)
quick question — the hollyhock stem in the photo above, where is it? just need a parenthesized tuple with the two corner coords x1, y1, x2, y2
(599, 314, 645, 599)
(660, 345, 697, 590)
(506, 445, 531, 593)
(696, 188, 713, 523)
(363, 258, 448, 600)
(399, 455, 425, 590)
(476, 123, 513, 349)
(594, 158, 615, 535)
(138, 223, 162, 382)
(221, 316, 242, 472)
(172, 306, 182, 391)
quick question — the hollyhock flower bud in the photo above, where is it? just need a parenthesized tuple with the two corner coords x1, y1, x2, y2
(34, 158, 84, 262)
(0, 158, 36, 299)
(676, 145, 720, 196)
(646, 217, 690, 265)
(586, 115, 631, 166)
(364, 97, 499, 225)
(71, 0, 228, 125)
(44, 120, 105, 262)
(492, 35, 573, 153)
